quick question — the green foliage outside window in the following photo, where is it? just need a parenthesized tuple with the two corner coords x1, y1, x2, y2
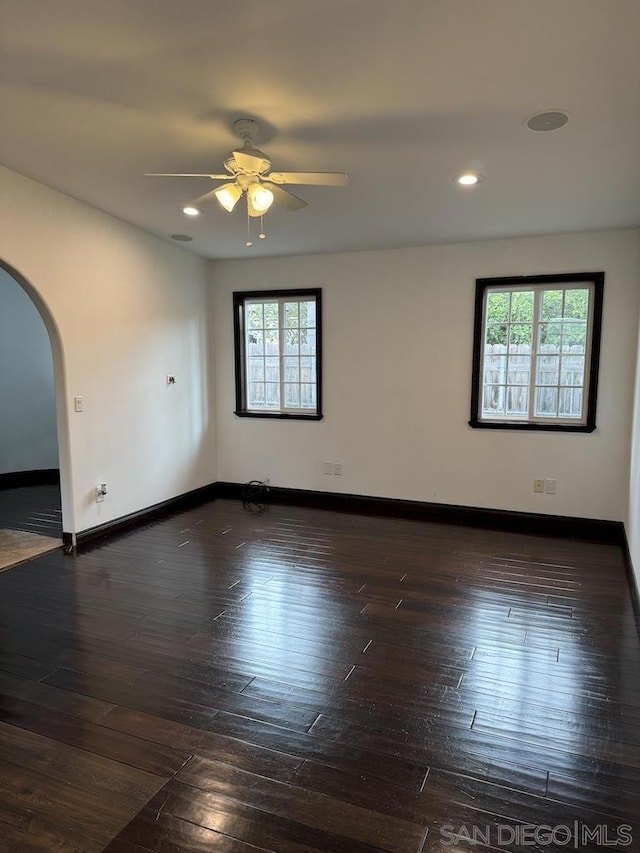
(485, 289, 588, 347)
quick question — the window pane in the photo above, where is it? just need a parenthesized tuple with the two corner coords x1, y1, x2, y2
(264, 329, 279, 355)
(265, 383, 280, 408)
(301, 383, 316, 408)
(482, 385, 505, 416)
(536, 355, 559, 385)
(301, 301, 316, 328)
(284, 357, 299, 382)
(248, 328, 263, 355)
(486, 324, 507, 346)
(483, 354, 506, 384)
(560, 355, 584, 386)
(248, 382, 265, 408)
(284, 383, 300, 408)
(559, 387, 583, 418)
(507, 385, 529, 415)
(507, 355, 530, 385)
(300, 328, 316, 356)
(535, 386, 558, 417)
(486, 292, 510, 323)
(510, 291, 533, 322)
(564, 289, 589, 320)
(285, 302, 299, 328)
(300, 357, 315, 382)
(265, 357, 279, 382)
(247, 303, 263, 328)
(538, 322, 562, 352)
(541, 290, 563, 320)
(249, 358, 264, 381)
(562, 321, 586, 351)
(263, 302, 279, 328)
(285, 328, 299, 355)
(509, 324, 532, 349)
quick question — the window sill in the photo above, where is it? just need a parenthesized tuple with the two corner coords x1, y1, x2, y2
(235, 411, 323, 421)
(468, 419, 595, 433)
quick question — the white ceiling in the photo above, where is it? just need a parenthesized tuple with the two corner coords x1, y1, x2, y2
(1, 0, 639, 259)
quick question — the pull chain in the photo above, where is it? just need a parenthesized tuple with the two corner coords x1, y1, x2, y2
(245, 199, 253, 247)
(259, 215, 266, 240)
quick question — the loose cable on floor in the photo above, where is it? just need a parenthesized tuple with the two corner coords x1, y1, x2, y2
(242, 479, 270, 513)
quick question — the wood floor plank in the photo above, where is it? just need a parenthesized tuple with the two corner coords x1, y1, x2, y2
(176, 755, 427, 853)
(0, 720, 164, 805)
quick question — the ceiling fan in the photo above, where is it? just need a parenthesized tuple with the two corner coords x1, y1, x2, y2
(146, 119, 349, 244)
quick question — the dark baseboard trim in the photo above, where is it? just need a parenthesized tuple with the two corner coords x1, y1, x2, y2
(62, 479, 627, 556)
(621, 528, 640, 632)
(0, 468, 60, 490)
(63, 482, 219, 551)
(216, 482, 625, 545)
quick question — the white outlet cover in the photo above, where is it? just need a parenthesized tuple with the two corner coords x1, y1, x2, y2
(333, 463, 343, 476)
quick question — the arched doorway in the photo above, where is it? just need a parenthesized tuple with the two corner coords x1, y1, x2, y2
(0, 259, 73, 542)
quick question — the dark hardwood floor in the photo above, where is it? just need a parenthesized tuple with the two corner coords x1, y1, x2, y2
(0, 498, 638, 852)
(0, 484, 63, 538)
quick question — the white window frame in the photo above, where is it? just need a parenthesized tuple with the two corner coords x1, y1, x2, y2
(470, 273, 604, 433)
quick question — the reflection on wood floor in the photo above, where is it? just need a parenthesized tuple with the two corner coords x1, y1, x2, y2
(0, 498, 638, 851)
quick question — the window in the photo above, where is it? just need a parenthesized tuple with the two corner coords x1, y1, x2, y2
(470, 273, 604, 432)
(233, 288, 322, 419)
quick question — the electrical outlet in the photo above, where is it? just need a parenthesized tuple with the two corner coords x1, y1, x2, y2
(333, 463, 343, 476)
(166, 375, 176, 385)
(323, 462, 333, 475)
(533, 478, 544, 493)
(96, 483, 107, 503)
(545, 478, 557, 494)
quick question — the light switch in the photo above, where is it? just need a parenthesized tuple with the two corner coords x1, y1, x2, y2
(74, 396, 83, 412)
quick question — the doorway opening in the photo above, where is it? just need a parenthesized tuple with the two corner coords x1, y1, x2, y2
(0, 261, 72, 571)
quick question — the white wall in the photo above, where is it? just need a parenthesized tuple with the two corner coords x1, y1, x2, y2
(628, 297, 640, 595)
(0, 268, 58, 474)
(210, 229, 640, 522)
(0, 165, 216, 534)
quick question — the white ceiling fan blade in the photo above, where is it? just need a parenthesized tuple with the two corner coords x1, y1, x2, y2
(263, 183, 308, 211)
(233, 150, 269, 173)
(144, 173, 230, 179)
(268, 171, 349, 187)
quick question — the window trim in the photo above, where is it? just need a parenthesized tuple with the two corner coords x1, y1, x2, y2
(233, 288, 323, 420)
(469, 272, 604, 433)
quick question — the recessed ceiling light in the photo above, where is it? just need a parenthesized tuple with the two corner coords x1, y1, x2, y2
(457, 173, 482, 186)
(170, 234, 193, 242)
(181, 206, 201, 217)
(526, 110, 570, 132)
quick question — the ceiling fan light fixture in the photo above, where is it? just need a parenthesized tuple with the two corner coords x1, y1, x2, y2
(214, 183, 243, 212)
(145, 120, 346, 243)
(248, 184, 274, 213)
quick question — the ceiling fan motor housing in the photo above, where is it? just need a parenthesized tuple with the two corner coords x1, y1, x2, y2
(224, 148, 271, 176)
